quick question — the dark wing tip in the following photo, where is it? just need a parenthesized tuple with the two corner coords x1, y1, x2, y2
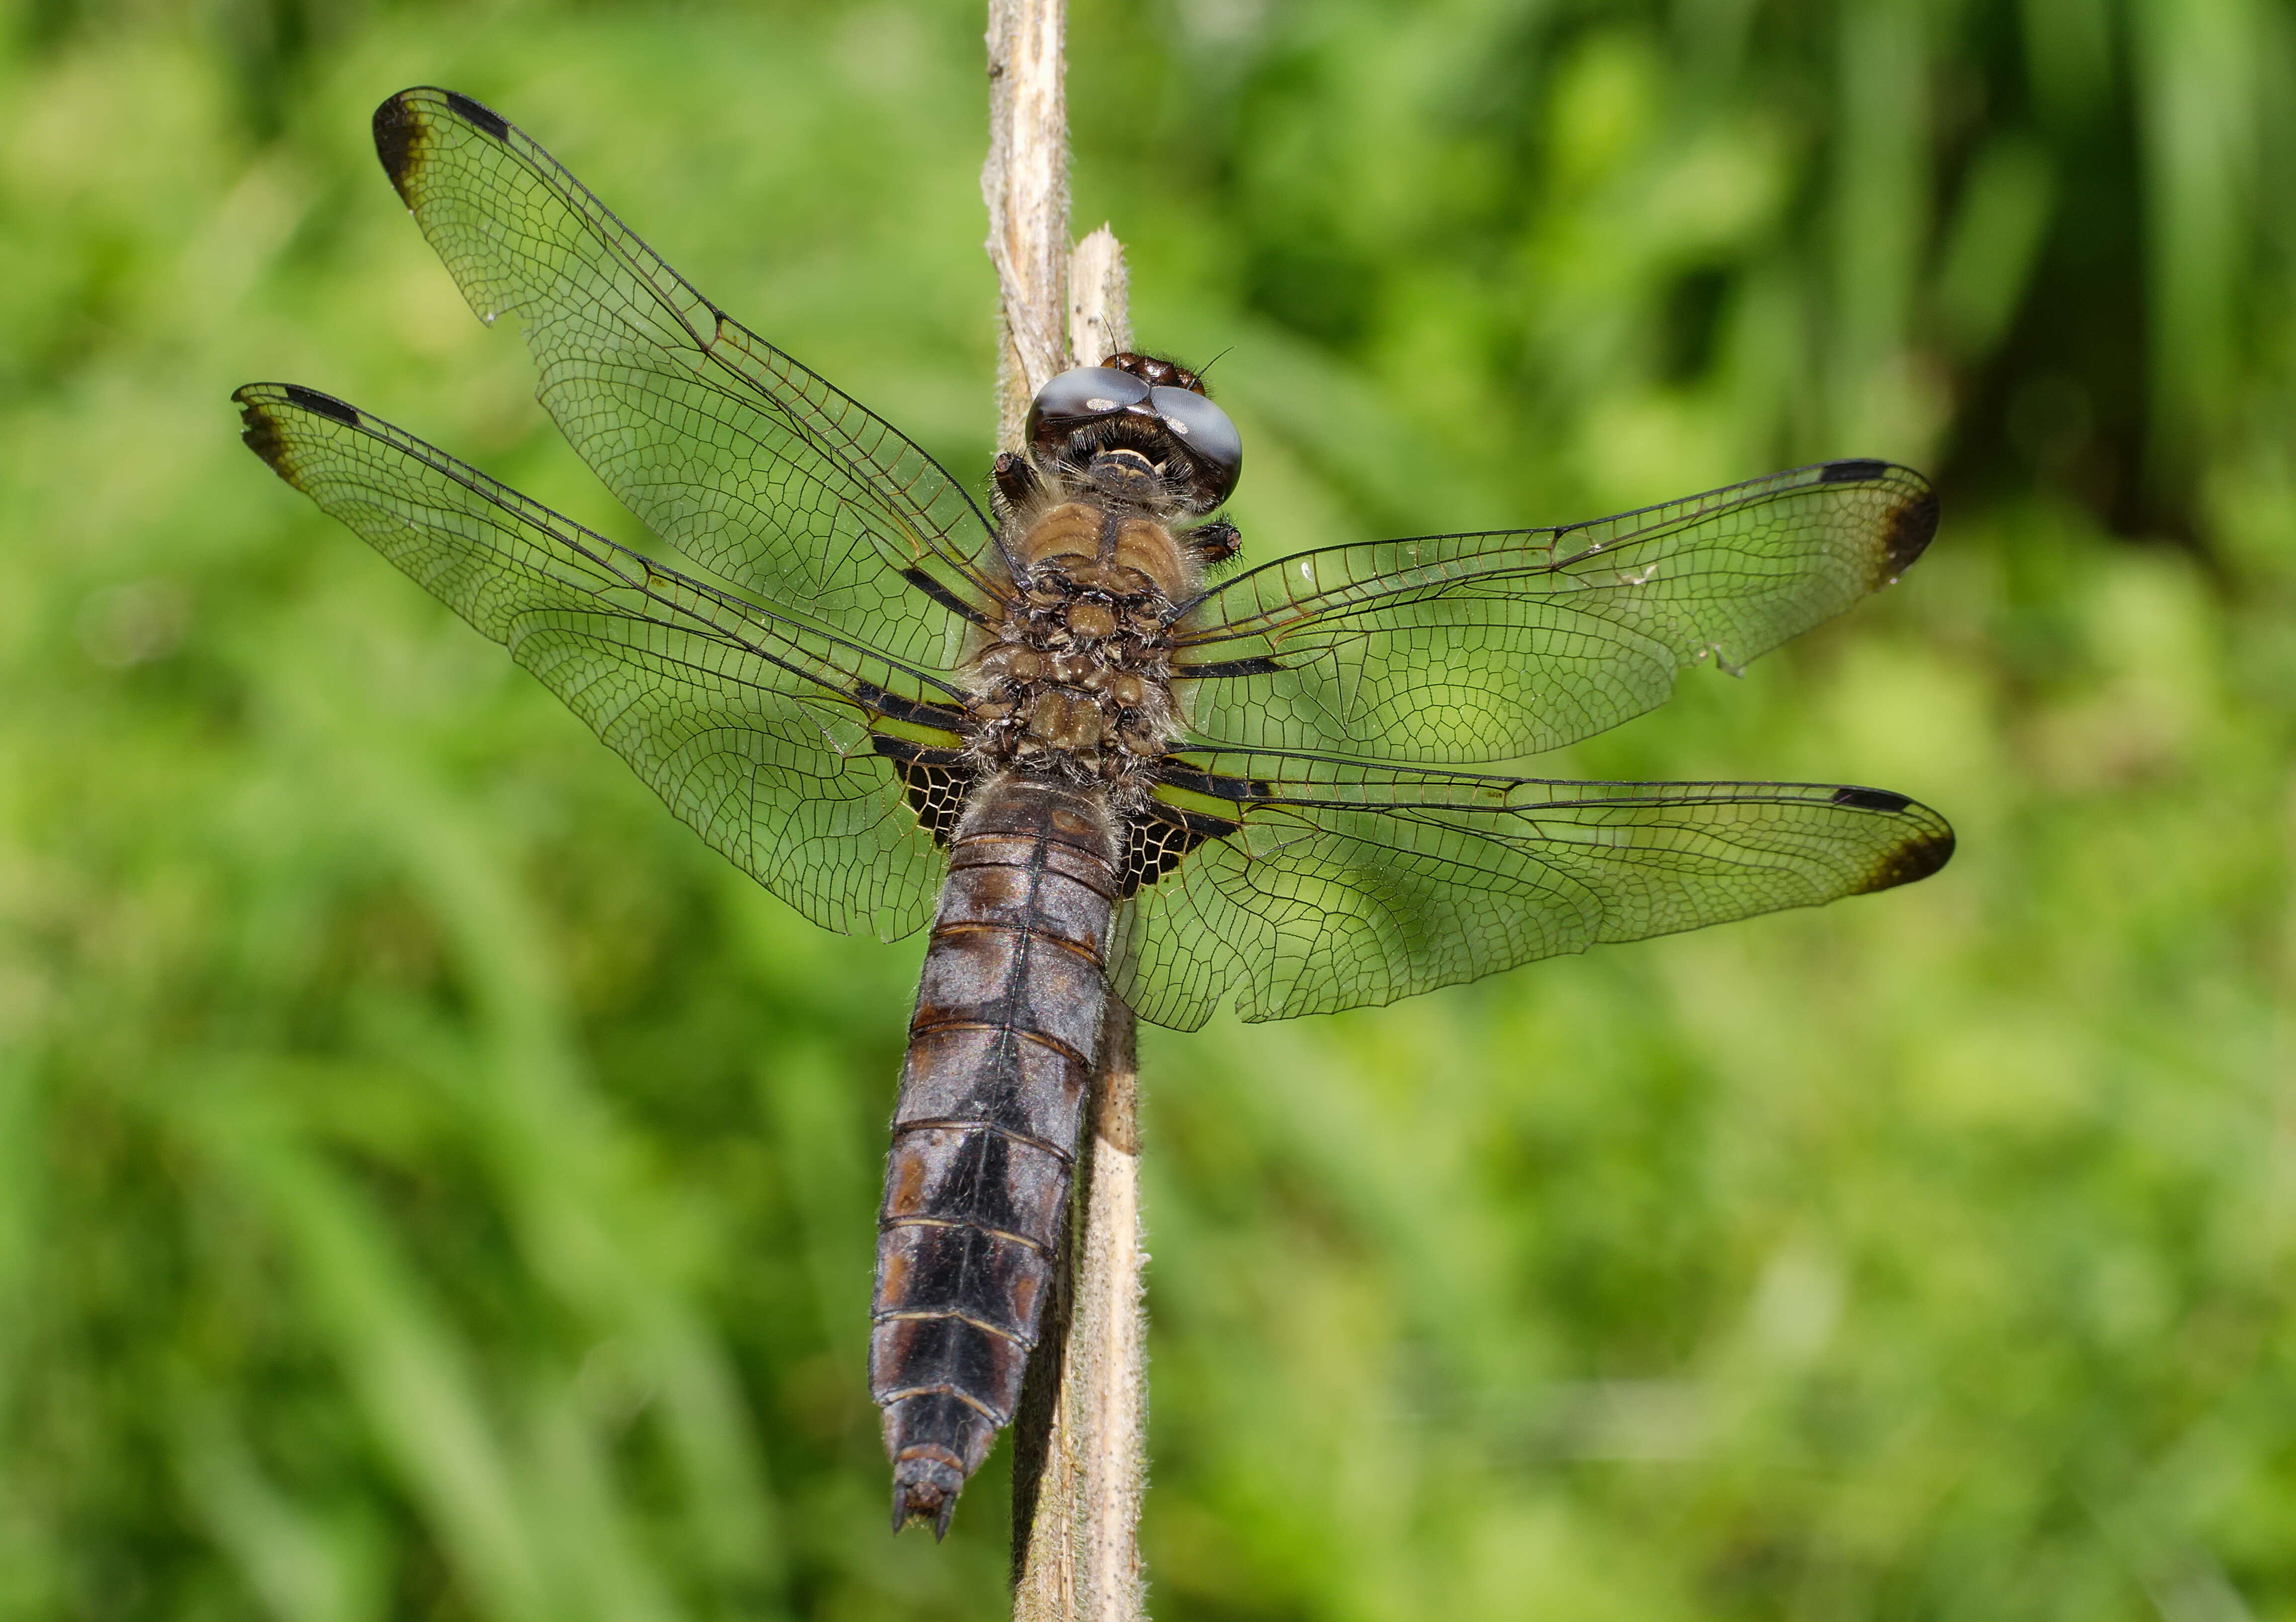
(233, 383, 360, 482)
(1818, 458, 1940, 583)
(236, 391, 290, 475)
(1865, 824, 1955, 890)
(374, 88, 510, 205)
(1831, 785, 1956, 892)
(372, 90, 424, 204)
(1881, 483, 1940, 580)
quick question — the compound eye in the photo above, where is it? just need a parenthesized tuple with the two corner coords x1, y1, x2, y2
(1149, 385, 1242, 502)
(1027, 366, 1150, 445)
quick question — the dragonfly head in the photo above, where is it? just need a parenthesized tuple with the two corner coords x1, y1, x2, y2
(1025, 355, 1242, 514)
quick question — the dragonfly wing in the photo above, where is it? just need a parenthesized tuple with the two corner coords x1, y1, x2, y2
(237, 382, 972, 941)
(1174, 460, 1936, 764)
(1113, 750, 1953, 1030)
(371, 87, 1002, 670)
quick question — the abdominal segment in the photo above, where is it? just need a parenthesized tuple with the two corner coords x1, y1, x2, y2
(873, 772, 1120, 1536)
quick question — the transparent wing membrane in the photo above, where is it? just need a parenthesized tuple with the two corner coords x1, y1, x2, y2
(1116, 750, 1952, 1029)
(1175, 460, 1936, 765)
(236, 383, 956, 940)
(372, 87, 1001, 669)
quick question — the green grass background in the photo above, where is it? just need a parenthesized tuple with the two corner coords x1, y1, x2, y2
(5, 0, 2295, 1617)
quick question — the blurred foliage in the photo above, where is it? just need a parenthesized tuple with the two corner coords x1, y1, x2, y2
(3, 0, 2295, 1618)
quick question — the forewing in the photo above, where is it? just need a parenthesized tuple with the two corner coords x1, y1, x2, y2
(371, 87, 1001, 668)
(1175, 460, 1936, 764)
(236, 382, 969, 941)
(1113, 750, 1953, 1030)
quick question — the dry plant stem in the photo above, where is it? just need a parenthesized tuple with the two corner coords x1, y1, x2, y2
(1012, 1000, 1148, 1622)
(983, 0, 1072, 443)
(1067, 227, 1132, 376)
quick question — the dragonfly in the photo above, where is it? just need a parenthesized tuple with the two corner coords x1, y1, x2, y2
(236, 88, 1954, 1539)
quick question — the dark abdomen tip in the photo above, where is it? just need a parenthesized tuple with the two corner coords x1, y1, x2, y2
(892, 1456, 965, 1540)
(882, 1391, 998, 1538)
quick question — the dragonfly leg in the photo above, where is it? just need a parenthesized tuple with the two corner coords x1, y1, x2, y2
(1190, 517, 1242, 568)
(993, 450, 1045, 516)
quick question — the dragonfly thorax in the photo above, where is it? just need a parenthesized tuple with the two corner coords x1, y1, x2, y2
(964, 496, 1190, 791)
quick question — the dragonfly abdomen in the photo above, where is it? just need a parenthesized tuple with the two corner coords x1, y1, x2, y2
(872, 771, 1120, 1536)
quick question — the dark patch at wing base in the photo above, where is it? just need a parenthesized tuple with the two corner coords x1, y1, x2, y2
(870, 737, 977, 845)
(1122, 800, 1240, 897)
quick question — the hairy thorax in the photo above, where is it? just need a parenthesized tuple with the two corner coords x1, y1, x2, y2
(963, 495, 1193, 798)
